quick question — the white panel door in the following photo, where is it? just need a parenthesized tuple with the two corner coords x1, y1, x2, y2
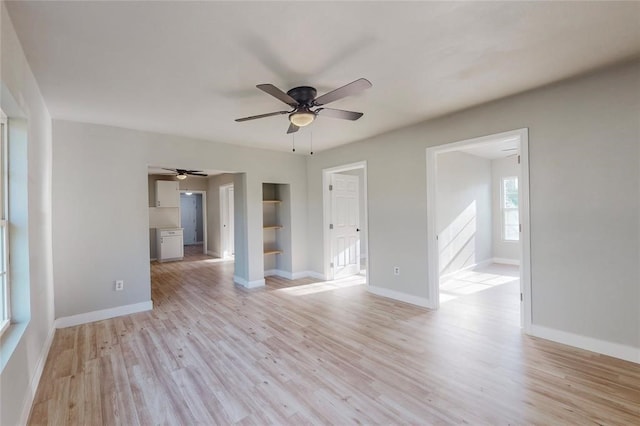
(227, 187, 235, 256)
(180, 194, 197, 245)
(331, 174, 360, 279)
(220, 185, 235, 258)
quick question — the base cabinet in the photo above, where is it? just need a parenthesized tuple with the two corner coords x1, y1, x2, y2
(157, 228, 184, 261)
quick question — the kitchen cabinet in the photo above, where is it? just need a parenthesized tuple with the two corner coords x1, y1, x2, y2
(156, 180, 179, 207)
(157, 228, 184, 261)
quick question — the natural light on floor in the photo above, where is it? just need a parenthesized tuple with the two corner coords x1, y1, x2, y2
(440, 264, 518, 303)
(276, 273, 366, 296)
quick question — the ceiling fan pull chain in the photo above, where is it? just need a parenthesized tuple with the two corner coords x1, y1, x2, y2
(310, 130, 313, 156)
(292, 133, 296, 152)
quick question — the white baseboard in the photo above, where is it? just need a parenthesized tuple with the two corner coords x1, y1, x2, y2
(264, 270, 326, 280)
(493, 257, 520, 266)
(207, 250, 220, 258)
(306, 271, 326, 280)
(19, 324, 56, 425)
(290, 271, 312, 280)
(150, 257, 157, 261)
(368, 285, 431, 308)
(233, 275, 265, 288)
(54, 300, 153, 329)
(263, 269, 279, 277)
(530, 324, 640, 364)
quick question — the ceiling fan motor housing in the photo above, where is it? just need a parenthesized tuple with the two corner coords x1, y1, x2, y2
(287, 86, 317, 106)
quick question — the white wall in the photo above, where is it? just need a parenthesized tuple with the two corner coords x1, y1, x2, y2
(492, 156, 520, 261)
(53, 120, 309, 317)
(307, 60, 640, 350)
(0, 2, 55, 425)
(436, 151, 492, 275)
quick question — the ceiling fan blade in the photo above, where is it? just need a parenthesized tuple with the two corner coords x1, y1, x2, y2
(316, 108, 363, 121)
(287, 123, 300, 134)
(257, 84, 298, 107)
(162, 168, 177, 173)
(313, 78, 372, 106)
(188, 172, 208, 176)
(235, 111, 289, 122)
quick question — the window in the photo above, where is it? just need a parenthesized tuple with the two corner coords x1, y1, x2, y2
(502, 176, 519, 241)
(0, 113, 8, 336)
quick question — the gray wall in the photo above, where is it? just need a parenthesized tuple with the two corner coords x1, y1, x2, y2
(0, 3, 55, 425)
(53, 121, 309, 318)
(436, 151, 492, 275)
(179, 176, 208, 192)
(492, 156, 520, 261)
(307, 60, 640, 348)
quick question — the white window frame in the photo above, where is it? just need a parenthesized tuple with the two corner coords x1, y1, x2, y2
(0, 112, 9, 336)
(501, 176, 519, 242)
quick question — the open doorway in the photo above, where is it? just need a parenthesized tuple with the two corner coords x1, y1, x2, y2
(426, 129, 531, 331)
(322, 161, 368, 283)
(180, 191, 207, 255)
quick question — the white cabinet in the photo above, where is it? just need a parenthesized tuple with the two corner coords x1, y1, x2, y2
(156, 180, 179, 207)
(157, 228, 183, 261)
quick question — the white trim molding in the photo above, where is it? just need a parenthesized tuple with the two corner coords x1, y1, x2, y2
(530, 325, 640, 364)
(322, 161, 369, 284)
(54, 300, 153, 329)
(368, 286, 430, 308)
(233, 275, 265, 289)
(305, 271, 326, 281)
(492, 257, 520, 266)
(264, 270, 325, 280)
(426, 128, 532, 332)
(19, 324, 56, 425)
(207, 250, 221, 258)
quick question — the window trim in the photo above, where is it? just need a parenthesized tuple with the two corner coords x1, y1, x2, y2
(501, 175, 519, 242)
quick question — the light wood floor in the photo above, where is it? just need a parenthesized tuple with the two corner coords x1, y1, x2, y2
(29, 254, 640, 424)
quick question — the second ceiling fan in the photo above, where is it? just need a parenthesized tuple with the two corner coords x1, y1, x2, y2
(235, 78, 372, 134)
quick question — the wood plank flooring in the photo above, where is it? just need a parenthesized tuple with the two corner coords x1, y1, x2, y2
(29, 253, 640, 424)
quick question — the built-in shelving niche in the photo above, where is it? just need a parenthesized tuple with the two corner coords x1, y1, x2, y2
(262, 183, 291, 274)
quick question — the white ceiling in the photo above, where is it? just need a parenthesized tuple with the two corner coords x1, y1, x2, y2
(6, 1, 640, 153)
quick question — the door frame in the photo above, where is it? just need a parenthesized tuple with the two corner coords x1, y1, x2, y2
(425, 128, 532, 333)
(219, 183, 234, 259)
(179, 190, 207, 254)
(322, 161, 368, 283)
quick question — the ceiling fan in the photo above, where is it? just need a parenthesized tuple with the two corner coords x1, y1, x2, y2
(235, 78, 372, 134)
(163, 168, 207, 180)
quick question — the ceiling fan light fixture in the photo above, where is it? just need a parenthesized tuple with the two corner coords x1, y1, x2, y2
(289, 110, 316, 127)
(176, 173, 187, 180)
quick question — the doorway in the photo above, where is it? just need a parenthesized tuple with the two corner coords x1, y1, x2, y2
(220, 183, 235, 259)
(322, 161, 368, 282)
(180, 190, 207, 255)
(426, 128, 531, 331)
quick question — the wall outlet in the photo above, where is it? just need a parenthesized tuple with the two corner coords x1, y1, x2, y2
(115, 280, 124, 291)
(393, 267, 400, 276)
